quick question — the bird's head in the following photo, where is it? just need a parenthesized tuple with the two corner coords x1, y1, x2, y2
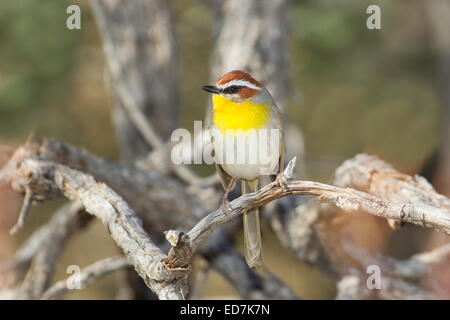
(202, 70, 264, 103)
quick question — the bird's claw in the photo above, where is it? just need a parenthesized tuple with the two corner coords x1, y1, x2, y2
(275, 173, 288, 191)
(221, 197, 231, 216)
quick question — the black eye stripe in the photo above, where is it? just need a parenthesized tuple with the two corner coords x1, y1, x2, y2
(222, 85, 243, 94)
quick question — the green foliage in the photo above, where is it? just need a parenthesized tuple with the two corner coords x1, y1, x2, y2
(0, 0, 81, 136)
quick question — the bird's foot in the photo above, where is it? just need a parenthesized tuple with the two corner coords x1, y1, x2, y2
(220, 197, 232, 216)
(275, 173, 288, 191)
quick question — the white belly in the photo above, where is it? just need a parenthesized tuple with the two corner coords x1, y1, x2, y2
(211, 127, 281, 181)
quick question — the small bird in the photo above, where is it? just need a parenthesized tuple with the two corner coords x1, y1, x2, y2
(202, 70, 285, 268)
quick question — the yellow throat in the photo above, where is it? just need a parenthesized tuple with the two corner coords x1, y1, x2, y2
(212, 95, 270, 135)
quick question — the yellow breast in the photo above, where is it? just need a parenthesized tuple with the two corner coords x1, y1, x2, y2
(212, 95, 270, 135)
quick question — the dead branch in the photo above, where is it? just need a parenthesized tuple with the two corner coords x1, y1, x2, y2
(14, 202, 90, 299)
(333, 154, 450, 214)
(41, 256, 131, 300)
(0, 202, 91, 285)
(9, 188, 33, 235)
(265, 196, 336, 278)
(164, 157, 450, 269)
(335, 242, 450, 299)
(2, 141, 449, 299)
(0, 139, 297, 299)
(1, 144, 297, 299)
(90, 0, 179, 160)
(2, 158, 189, 299)
(317, 153, 450, 299)
(2, 0, 445, 302)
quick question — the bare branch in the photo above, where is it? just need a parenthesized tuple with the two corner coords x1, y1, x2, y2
(41, 256, 131, 300)
(90, 0, 179, 160)
(1, 202, 91, 284)
(1, 139, 296, 299)
(265, 156, 450, 285)
(2, 150, 297, 299)
(116, 96, 217, 187)
(6, 139, 449, 301)
(98, 58, 217, 188)
(3, 139, 449, 299)
(165, 158, 450, 268)
(4, 158, 189, 299)
(91, 0, 217, 188)
(15, 202, 91, 299)
(333, 154, 450, 213)
(335, 242, 450, 299)
(204, 242, 298, 299)
(265, 197, 336, 278)
(9, 188, 33, 235)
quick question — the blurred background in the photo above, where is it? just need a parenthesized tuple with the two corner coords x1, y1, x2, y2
(0, 0, 449, 299)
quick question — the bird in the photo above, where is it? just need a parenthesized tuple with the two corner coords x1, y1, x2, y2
(202, 70, 285, 268)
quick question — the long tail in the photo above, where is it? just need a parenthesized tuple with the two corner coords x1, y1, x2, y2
(241, 179, 262, 268)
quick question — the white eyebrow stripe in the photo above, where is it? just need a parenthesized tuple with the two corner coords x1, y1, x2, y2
(217, 80, 261, 91)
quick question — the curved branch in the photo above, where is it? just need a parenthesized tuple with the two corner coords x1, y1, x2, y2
(1, 139, 298, 299)
(3, 143, 449, 299)
(41, 256, 131, 300)
(165, 158, 450, 268)
(5, 158, 189, 299)
(9, 187, 33, 235)
(14, 202, 91, 299)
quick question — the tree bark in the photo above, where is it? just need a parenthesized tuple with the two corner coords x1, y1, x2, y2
(425, 0, 450, 197)
(210, 0, 291, 112)
(91, 0, 179, 161)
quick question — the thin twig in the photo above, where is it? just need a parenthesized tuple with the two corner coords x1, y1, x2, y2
(41, 256, 131, 300)
(1, 139, 298, 299)
(335, 241, 450, 299)
(93, 2, 215, 188)
(10, 188, 33, 235)
(4, 142, 449, 299)
(165, 158, 450, 268)
(7, 158, 189, 299)
(15, 202, 91, 299)
(1, 201, 92, 300)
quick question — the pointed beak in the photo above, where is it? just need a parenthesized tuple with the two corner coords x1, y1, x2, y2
(202, 85, 220, 94)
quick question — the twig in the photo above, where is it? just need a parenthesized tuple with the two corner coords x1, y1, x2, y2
(1, 139, 298, 299)
(120, 100, 217, 187)
(165, 158, 450, 268)
(335, 242, 450, 299)
(41, 256, 131, 300)
(93, 0, 215, 188)
(3, 141, 450, 299)
(4, 139, 448, 299)
(1, 203, 90, 281)
(105, 58, 217, 187)
(9, 188, 33, 235)
(15, 202, 91, 299)
(265, 196, 336, 277)
(333, 153, 450, 212)
(413, 242, 450, 266)
(7, 158, 189, 299)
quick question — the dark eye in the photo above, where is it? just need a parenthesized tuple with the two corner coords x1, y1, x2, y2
(229, 86, 239, 93)
(225, 86, 241, 94)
